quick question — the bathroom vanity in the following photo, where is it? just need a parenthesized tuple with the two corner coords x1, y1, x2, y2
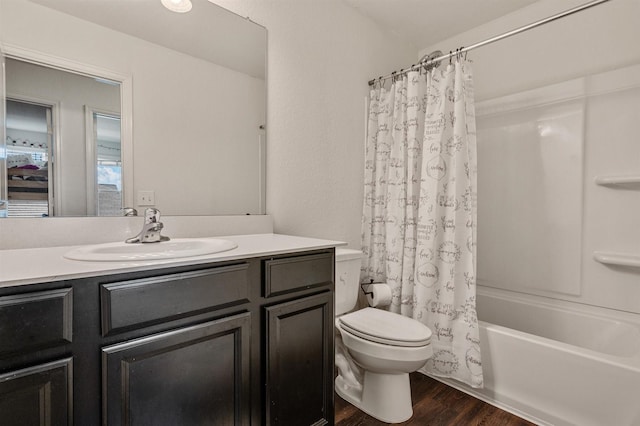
(0, 234, 338, 425)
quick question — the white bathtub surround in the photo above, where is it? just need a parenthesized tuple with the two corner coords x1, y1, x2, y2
(435, 286, 640, 426)
(475, 62, 640, 314)
(425, 60, 640, 425)
(361, 59, 481, 387)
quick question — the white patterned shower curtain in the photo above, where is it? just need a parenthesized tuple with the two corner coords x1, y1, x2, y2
(361, 59, 482, 387)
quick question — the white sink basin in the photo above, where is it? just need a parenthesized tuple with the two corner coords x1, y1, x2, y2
(64, 238, 237, 262)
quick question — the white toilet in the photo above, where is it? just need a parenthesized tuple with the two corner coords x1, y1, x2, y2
(334, 248, 433, 423)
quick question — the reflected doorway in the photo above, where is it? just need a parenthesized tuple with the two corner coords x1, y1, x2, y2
(5, 98, 54, 217)
(86, 109, 122, 216)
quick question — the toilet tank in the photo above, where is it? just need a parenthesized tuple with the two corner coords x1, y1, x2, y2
(335, 248, 363, 316)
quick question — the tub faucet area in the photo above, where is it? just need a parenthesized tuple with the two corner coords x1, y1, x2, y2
(125, 208, 170, 243)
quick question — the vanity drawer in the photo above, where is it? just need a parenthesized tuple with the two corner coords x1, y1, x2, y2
(0, 288, 73, 357)
(264, 252, 333, 297)
(101, 263, 250, 335)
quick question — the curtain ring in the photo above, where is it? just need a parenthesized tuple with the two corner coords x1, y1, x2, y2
(449, 51, 453, 65)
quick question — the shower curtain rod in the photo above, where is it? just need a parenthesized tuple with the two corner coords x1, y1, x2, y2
(368, 0, 611, 86)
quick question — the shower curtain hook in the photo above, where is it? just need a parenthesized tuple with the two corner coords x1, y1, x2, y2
(449, 51, 453, 65)
(424, 59, 433, 74)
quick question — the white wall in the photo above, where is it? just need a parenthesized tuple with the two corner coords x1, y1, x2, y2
(417, 0, 640, 313)
(214, 0, 417, 248)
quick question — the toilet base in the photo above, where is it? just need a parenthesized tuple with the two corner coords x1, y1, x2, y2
(335, 370, 413, 423)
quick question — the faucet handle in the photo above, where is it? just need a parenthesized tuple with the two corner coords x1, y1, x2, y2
(125, 208, 169, 243)
(144, 207, 161, 223)
(122, 207, 138, 217)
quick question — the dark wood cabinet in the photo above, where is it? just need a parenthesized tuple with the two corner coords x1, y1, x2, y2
(102, 312, 251, 426)
(0, 288, 73, 357)
(0, 248, 335, 425)
(100, 263, 250, 336)
(265, 291, 334, 426)
(0, 357, 73, 426)
(0, 287, 74, 426)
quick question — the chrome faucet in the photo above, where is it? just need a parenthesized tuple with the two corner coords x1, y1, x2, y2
(125, 208, 170, 243)
(122, 207, 138, 217)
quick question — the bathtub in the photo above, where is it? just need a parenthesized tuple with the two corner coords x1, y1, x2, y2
(427, 287, 640, 426)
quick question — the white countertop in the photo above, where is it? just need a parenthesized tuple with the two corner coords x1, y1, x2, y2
(0, 233, 346, 288)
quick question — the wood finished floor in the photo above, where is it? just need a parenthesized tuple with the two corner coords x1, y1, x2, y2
(335, 373, 536, 426)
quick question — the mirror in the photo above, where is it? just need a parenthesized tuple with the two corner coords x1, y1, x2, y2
(5, 58, 123, 217)
(0, 0, 266, 217)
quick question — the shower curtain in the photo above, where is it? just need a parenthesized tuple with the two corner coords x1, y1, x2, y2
(361, 59, 482, 387)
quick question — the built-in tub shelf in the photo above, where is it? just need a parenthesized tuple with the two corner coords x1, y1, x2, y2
(594, 175, 640, 187)
(593, 251, 640, 268)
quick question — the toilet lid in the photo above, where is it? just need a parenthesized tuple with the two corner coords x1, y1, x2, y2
(339, 308, 432, 347)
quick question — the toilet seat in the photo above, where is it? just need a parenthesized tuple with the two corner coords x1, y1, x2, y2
(339, 308, 431, 347)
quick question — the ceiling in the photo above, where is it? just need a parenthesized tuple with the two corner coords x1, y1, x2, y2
(25, 0, 539, 75)
(26, 0, 266, 78)
(343, 0, 540, 50)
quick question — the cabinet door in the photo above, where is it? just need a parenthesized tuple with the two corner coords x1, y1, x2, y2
(102, 312, 251, 426)
(0, 357, 73, 426)
(265, 292, 334, 426)
(0, 288, 73, 357)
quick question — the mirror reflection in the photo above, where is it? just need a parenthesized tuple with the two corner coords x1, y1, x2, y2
(5, 58, 122, 217)
(1, 0, 267, 218)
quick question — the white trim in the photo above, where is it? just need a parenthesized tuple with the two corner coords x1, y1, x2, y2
(84, 106, 95, 215)
(1, 43, 127, 85)
(120, 77, 134, 210)
(258, 129, 266, 214)
(0, 51, 6, 206)
(5, 93, 60, 216)
(84, 107, 122, 216)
